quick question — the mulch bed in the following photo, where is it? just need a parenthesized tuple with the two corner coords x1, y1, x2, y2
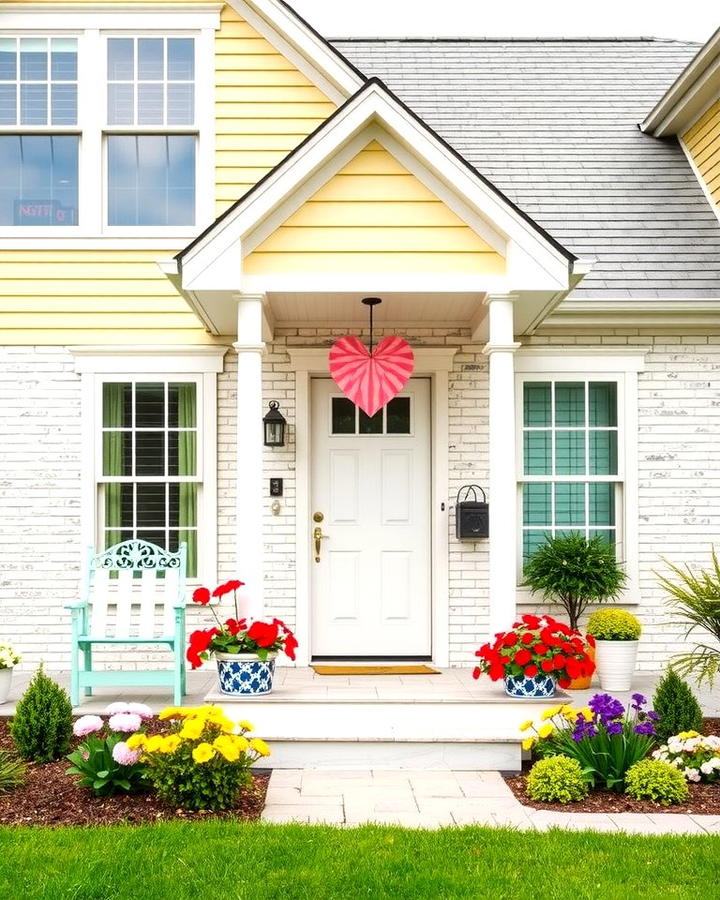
(0, 719, 269, 827)
(505, 717, 720, 815)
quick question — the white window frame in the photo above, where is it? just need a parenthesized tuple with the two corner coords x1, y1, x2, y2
(514, 348, 647, 606)
(0, 8, 218, 243)
(71, 346, 226, 588)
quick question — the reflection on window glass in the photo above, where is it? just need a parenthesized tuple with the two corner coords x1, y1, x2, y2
(386, 397, 411, 433)
(108, 135, 195, 226)
(359, 408, 383, 435)
(0, 135, 78, 225)
(331, 397, 355, 434)
(0, 38, 77, 127)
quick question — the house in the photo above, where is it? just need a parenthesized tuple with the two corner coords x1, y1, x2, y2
(1, 1, 719, 676)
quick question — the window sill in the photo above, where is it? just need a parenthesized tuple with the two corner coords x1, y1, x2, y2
(0, 233, 199, 250)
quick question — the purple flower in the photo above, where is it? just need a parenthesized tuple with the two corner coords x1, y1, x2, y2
(572, 714, 598, 742)
(634, 721, 656, 736)
(631, 692, 647, 710)
(588, 693, 625, 722)
(606, 721, 623, 735)
(647, 710, 660, 722)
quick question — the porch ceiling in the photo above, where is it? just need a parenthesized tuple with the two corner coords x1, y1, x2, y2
(267, 291, 482, 330)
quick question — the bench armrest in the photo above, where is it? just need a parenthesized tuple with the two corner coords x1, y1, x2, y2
(65, 600, 87, 610)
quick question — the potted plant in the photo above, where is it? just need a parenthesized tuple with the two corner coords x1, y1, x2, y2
(187, 579, 298, 696)
(522, 534, 626, 689)
(472, 614, 595, 698)
(586, 608, 641, 691)
(0, 644, 21, 704)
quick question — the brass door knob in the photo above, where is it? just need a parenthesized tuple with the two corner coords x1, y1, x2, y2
(313, 525, 328, 562)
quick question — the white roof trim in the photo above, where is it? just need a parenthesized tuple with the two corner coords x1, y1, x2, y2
(642, 28, 720, 136)
(179, 80, 573, 295)
(226, 0, 364, 105)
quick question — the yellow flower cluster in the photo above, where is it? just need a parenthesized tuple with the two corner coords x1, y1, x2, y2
(128, 706, 270, 764)
(518, 703, 594, 751)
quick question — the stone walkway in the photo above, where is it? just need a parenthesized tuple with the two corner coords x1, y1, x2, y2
(261, 768, 720, 834)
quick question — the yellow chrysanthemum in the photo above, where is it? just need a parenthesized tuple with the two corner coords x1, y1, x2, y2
(519, 719, 534, 733)
(144, 734, 165, 753)
(250, 737, 271, 757)
(538, 723, 555, 739)
(126, 733, 146, 751)
(578, 706, 593, 721)
(213, 735, 241, 762)
(161, 734, 181, 754)
(158, 706, 185, 720)
(179, 719, 205, 741)
(231, 735, 250, 753)
(540, 705, 562, 721)
(192, 742, 215, 764)
(678, 731, 700, 739)
(238, 720, 255, 732)
(522, 737, 536, 751)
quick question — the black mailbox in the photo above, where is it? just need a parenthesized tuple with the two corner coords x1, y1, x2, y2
(455, 485, 489, 540)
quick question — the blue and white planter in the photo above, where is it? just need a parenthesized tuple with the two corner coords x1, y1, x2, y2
(504, 672, 557, 699)
(215, 652, 277, 696)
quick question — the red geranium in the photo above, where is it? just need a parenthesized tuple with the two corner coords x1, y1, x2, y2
(472, 614, 595, 685)
(185, 577, 298, 668)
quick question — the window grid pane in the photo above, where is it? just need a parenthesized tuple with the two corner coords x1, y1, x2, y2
(101, 380, 199, 576)
(521, 379, 620, 562)
(0, 135, 79, 226)
(0, 37, 77, 127)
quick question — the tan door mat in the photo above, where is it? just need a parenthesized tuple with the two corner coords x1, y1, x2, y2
(311, 665, 440, 675)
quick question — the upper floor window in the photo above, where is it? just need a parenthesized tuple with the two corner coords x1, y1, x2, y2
(0, 37, 78, 125)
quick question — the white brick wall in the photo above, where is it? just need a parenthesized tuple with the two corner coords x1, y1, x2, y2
(2, 328, 719, 674)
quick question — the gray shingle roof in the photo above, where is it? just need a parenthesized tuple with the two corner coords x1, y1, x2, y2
(331, 38, 720, 298)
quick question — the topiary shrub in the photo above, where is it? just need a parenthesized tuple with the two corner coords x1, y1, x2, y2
(0, 750, 25, 793)
(522, 533, 626, 632)
(587, 608, 641, 641)
(652, 668, 703, 745)
(9, 663, 73, 762)
(525, 755, 589, 804)
(625, 759, 689, 805)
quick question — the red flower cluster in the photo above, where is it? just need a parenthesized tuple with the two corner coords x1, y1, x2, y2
(185, 578, 298, 669)
(472, 614, 595, 688)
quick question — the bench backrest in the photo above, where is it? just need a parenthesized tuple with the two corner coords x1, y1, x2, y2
(85, 540, 187, 640)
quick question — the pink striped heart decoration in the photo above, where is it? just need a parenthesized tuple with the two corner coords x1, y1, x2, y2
(328, 335, 415, 417)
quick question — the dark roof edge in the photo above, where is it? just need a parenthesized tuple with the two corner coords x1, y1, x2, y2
(329, 36, 698, 45)
(177, 76, 575, 265)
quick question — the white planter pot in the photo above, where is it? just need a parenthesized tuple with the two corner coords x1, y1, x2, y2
(0, 667, 12, 705)
(593, 640, 639, 692)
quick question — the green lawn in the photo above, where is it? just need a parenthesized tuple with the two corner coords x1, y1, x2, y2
(0, 821, 718, 899)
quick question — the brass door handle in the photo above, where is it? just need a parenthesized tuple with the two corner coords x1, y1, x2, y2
(313, 526, 328, 562)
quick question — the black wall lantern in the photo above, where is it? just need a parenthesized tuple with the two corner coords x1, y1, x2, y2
(263, 401, 287, 447)
(455, 484, 489, 540)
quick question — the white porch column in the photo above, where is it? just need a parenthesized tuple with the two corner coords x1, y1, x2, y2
(233, 294, 266, 618)
(482, 293, 521, 636)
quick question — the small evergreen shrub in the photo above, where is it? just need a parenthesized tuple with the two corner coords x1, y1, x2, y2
(0, 750, 25, 793)
(9, 664, 73, 762)
(652, 669, 703, 744)
(587, 608, 641, 641)
(526, 755, 589, 804)
(625, 759, 689, 805)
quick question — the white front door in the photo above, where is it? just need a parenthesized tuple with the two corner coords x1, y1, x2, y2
(310, 378, 432, 657)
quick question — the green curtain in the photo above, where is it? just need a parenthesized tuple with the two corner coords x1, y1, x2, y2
(102, 383, 124, 549)
(177, 384, 197, 577)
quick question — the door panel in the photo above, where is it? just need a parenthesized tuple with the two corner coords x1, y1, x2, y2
(311, 377, 431, 657)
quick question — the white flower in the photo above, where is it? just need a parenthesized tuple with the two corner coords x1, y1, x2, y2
(701, 761, 714, 775)
(711, 757, 720, 770)
(124, 702, 153, 720)
(684, 766, 702, 783)
(105, 701, 132, 715)
(0, 645, 20, 669)
(667, 739, 682, 754)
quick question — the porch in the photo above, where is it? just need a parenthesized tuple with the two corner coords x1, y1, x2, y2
(3, 668, 708, 772)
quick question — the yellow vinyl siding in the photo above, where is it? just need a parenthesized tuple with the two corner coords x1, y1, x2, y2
(244, 142, 505, 276)
(0, 251, 216, 344)
(683, 98, 720, 207)
(215, 5, 335, 214)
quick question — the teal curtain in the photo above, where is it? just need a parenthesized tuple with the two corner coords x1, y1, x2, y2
(102, 383, 124, 549)
(177, 384, 197, 577)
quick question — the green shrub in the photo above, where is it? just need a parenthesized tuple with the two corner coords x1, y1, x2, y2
(587, 608, 641, 641)
(625, 759, 689, 805)
(9, 664, 73, 763)
(652, 669, 703, 744)
(526, 755, 589, 804)
(522, 533, 626, 632)
(0, 749, 25, 793)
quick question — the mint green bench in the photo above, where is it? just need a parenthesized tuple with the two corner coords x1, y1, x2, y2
(66, 540, 187, 707)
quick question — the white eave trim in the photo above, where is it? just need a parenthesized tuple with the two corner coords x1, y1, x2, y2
(289, 346, 457, 374)
(546, 297, 720, 328)
(69, 345, 228, 374)
(516, 346, 649, 374)
(641, 27, 720, 136)
(227, 0, 364, 104)
(0, 3, 223, 29)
